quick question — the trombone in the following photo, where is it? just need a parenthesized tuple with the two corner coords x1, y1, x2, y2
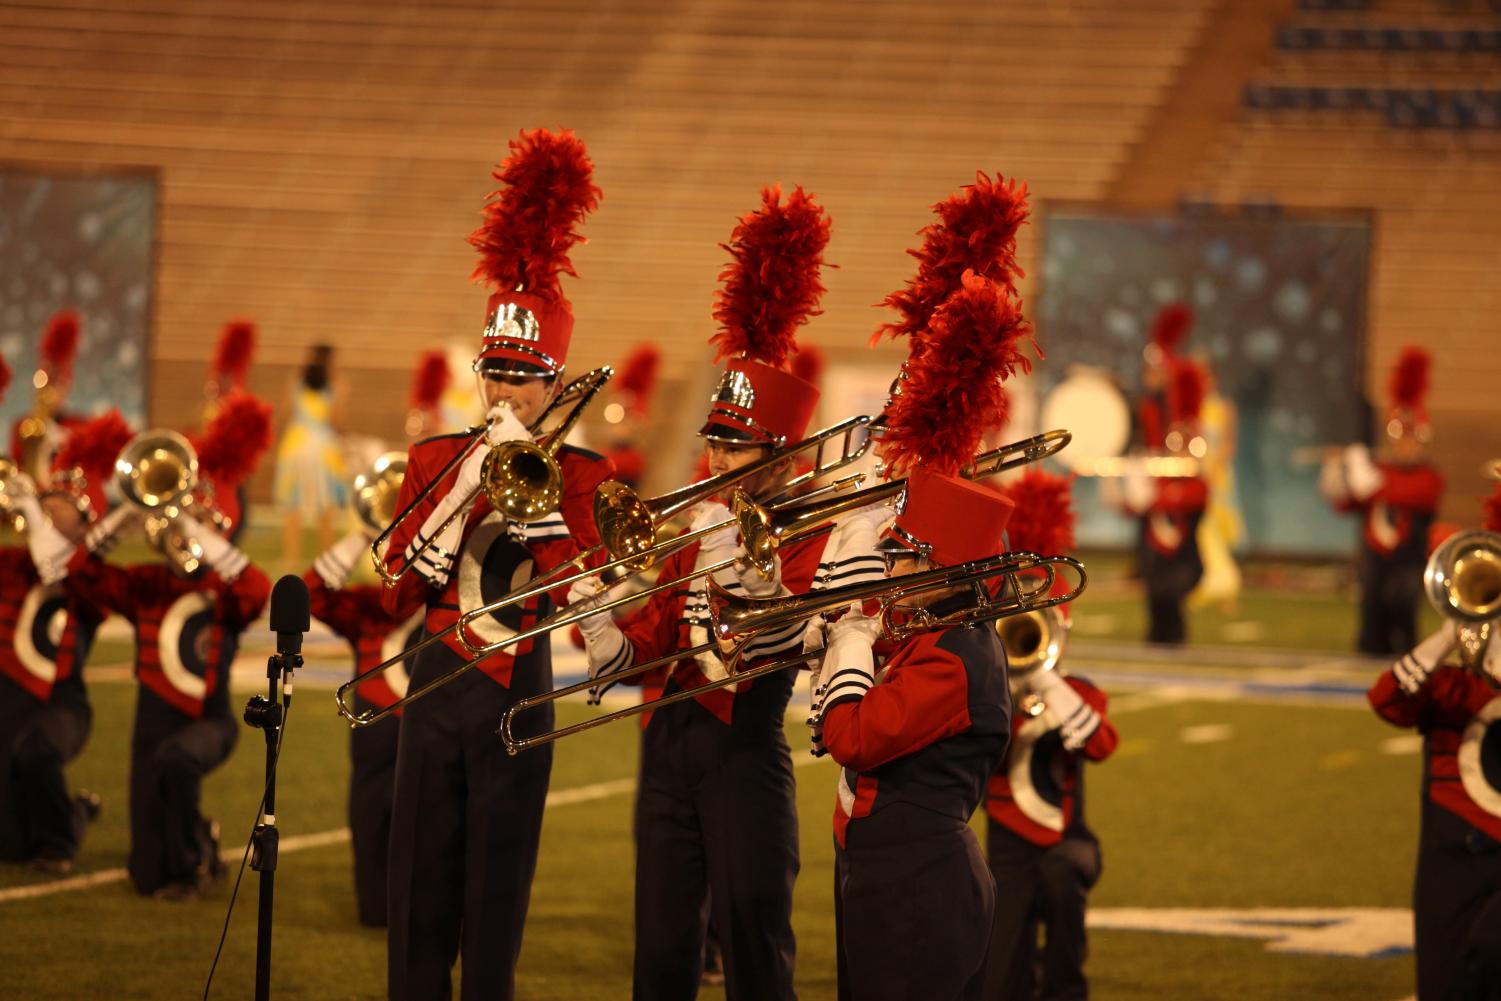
(334, 414, 876, 725)
(372, 365, 614, 585)
(333, 425, 1072, 727)
(499, 550, 1087, 754)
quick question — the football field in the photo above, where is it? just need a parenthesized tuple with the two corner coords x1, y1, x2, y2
(0, 535, 1426, 1000)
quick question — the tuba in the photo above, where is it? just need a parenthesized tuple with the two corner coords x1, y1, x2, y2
(1424, 529, 1501, 671)
(115, 430, 207, 575)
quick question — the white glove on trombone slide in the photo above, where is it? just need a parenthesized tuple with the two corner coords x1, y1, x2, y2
(1392, 619, 1457, 695)
(404, 405, 534, 587)
(315, 529, 376, 590)
(688, 501, 737, 557)
(14, 494, 75, 585)
(1027, 670, 1100, 752)
(188, 514, 250, 581)
(811, 611, 882, 722)
(569, 577, 631, 704)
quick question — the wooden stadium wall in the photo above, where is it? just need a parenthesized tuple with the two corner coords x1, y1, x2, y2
(1, 0, 1494, 516)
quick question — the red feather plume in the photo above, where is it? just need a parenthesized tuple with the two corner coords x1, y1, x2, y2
(791, 345, 826, 389)
(617, 344, 662, 412)
(1484, 481, 1501, 534)
(468, 128, 602, 300)
(193, 390, 273, 487)
(1389, 346, 1430, 409)
(709, 185, 832, 368)
(41, 310, 81, 383)
(1001, 468, 1076, 554)
(54, 410, 133, 484)
(409, 351, 451, 412)
(880, 270, 1035, 476)
(1151, 303, 1193, 355)
(211, 320, 256, 389)
(1169, 358, 1207, 424)
(0, 353, 11, 404)
(873, 173, 1029, 346)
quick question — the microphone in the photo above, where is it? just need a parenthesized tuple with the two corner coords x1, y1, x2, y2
(269, 574, 311, 657)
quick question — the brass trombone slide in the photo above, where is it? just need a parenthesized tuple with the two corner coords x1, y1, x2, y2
(371, 365, 614, 586)
(499, 550, 1087, 754)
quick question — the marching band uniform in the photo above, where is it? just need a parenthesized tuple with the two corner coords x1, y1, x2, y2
(381, 128, 609, 1001)
(1322, 348, 1443, 655)
(814, 471, 1016, 1001)
(0, 406, 122, 872)
(579, 186, 832, 1001)
(1369, 616, 1501, 1000)
(984, 469, 1118, 1001)
(304, 526, 423, 927)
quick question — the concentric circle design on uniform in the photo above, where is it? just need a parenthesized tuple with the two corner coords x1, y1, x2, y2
(378, 610, 427, 699)
(456, 511, 539, 647)
(14, 583, 69, 685)
(158, 590, 216, 701)
(1459, 696, 1501, 819)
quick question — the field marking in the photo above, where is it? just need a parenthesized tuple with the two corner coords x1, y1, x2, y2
(1380, 735, 1423, 756)
(1089, 906, 1412, 958)
(1179, 723, 1234, 744)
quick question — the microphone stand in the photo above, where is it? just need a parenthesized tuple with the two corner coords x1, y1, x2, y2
(243, 576, 308, 1001)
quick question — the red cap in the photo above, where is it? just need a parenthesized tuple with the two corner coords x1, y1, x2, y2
(476, 290, 574, 377)
(884, 469, 1015, 567)
(1386, 345, 1431, 442)
(699, 358, 819, 447)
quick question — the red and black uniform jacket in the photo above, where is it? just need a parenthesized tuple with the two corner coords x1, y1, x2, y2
(1336, 462, 1443, 559)
(64, 549, 270, 718)
(823, 600, 1012, 850)
(305, 572, 424, 713)
(1370, 665, 1501, 841)
(985, 675, 1118, 846)
(603, 531, 829, 725)
(380, 432, 614, 689)
(0, 547, 103, 704)
(1143, 476, 1208, 557)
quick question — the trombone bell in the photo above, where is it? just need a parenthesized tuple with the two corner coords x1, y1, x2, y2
(593, 480, 660, 573)
(482, 441, 562, 523)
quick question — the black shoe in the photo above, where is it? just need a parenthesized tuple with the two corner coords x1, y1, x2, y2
(74, 790, 103, 824)
(151, 881, 201, 903)
(199, 818, 226, 884)
(29, 856, 74, 876)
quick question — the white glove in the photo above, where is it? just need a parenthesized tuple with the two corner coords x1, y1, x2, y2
(732, 548, 783, 598)
(568, 577, 615, 644)
(1393, 619, 1456, 694)
(84, 504, 138, 557)
(484, 404, 532, 447)
(1029, 671, 1099, 751)
(1343, 444, 1383, 502)
(688, 501, 736, 556)
(571, 577, 631, 703)
(315, 530, 374, 590)
(192, 517, 250, 581)
(690, 623, 732, 683)
(1122, 458, 1153, 514)
(21, 496, 76, 585)
(1318, 454, 1349, 503)
(814, 612, 882, 717)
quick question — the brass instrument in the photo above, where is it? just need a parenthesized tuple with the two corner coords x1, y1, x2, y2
(333, 426, 1073, 727)
(353, 452, 408, 536)
(498, 550, 1087, 754)
(998, 607, 1068, 717)
(371, 365, 614, 585)
(115, 430, 207, 575)
(16, 371, 61, 485)
(0, 456, 38, 533)
(1424, 529, 1501, 670)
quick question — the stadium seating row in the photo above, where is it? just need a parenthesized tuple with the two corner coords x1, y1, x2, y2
(1244, 84, 1501, 128)
(1277, 25, 1501, 51)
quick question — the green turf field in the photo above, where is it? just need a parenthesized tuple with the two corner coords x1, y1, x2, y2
(0, 525, 1430, 998)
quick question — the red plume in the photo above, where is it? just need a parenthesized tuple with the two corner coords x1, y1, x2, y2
(873, 173, 1029, 346)
(791, 345, 827, 390)
(1484, 481, 1501, 534)
(617, 344, 662, 414)
(0, 354, 11, 404)
(193, 390, 273, 487)
(1389, 346, 1430, 410)
(1151, 303, 1193, 356)
(468, 128, 602, 300)
(1169, 358, 1207, 424)
(880, 270, 1035, 476)
(709, 185, 832, 368)
(41, 311, 81, 383)
(211, 320, 256, 389)
(1001, 468, 1076, 554)
(53, 410, 133, 485)
(409, 351, 451, 412)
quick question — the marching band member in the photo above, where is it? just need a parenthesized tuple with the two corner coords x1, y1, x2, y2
(405, 350, 452, 440)
(1322, 346, 1444, 655)
(600, 343, 661, 491)
(577, 185, 831, 1001)
(10, 311, 83, 487)
(809, 172, 1036, 1001)
(0, 402, 122, 874)
(56, 393, 274, 900)
(202, 319, 256, 422)
(984, 469, 1118, 1001)
(303, 456, 423, 927)
(1368, 507, 1501, 1000)
(1123, 357, 1209, 645)
(379, 129, 612, 1001)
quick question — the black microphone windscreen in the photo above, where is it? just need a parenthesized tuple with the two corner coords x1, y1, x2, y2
(269, 574, 311, 635)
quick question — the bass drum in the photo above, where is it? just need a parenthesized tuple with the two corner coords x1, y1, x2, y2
(1039, 368, 1131, 476)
